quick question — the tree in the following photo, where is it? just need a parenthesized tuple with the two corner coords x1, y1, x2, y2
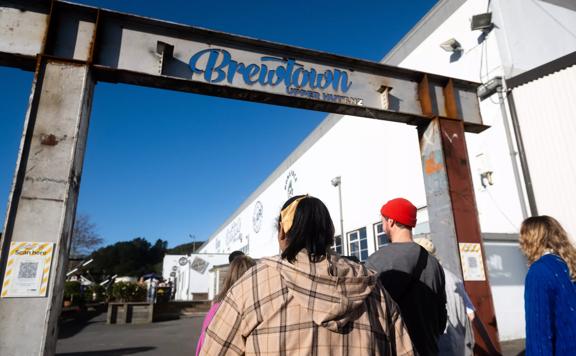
(70, 214, 104, 258)
(87, 238, 168, 280)
(166, 241, 205, 255)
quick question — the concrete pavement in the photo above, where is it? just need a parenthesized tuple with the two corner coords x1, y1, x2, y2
(56, 312, 202, 355)
(56, 311, 525, 355)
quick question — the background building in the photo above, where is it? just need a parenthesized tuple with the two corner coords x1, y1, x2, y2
(195, 0, 576, 341)
(162, 253, 228, 301)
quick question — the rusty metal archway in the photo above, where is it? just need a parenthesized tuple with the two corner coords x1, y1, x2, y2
(0, 1, 499, 354)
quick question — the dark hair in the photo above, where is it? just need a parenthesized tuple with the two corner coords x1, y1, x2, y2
(279, 195, 335, 263)
(343, 255, 360, 263)
(382, 215, 410, 230)
(228, 250, 245, 263)
(215, 255, 256, 302)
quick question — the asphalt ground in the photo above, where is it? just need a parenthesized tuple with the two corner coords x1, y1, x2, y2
(56, 312, 203, 355)
(56, 311, 525, 355)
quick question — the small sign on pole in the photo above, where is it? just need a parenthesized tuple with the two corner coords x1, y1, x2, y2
(1, 242, 55, 298)
(459, 242, 486, 281)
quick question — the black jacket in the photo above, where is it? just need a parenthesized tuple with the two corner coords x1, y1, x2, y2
(367, 242, 447, 356)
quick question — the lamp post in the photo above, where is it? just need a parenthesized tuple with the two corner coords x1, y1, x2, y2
(331, 176, 347, 255)
(187, 234, 196, 301)
(189, 234, 196, 251)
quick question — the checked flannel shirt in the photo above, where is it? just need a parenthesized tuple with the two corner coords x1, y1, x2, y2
(199, 251, 414, 356)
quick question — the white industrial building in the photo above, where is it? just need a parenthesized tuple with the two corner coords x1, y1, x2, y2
(192, 0, 576, 341)
(162, 253, 229, 301)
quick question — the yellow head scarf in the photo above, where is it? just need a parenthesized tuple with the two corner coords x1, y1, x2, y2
(280, 196, 307, 233)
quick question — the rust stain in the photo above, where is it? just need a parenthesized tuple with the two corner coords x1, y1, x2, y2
(418, 74, 434, 117)
(424, 152, 443, 175)
(40, 134, 58, 146)
(443, 79, 460, 120)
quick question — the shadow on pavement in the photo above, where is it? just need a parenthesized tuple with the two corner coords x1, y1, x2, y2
(58, 306, 107, 339)
(56, 346, 155, 355)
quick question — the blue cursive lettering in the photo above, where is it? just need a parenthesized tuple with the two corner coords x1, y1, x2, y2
(189, 48, 352, 93)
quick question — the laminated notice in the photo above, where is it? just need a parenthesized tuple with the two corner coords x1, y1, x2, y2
(1, 242, 55, 298)
(459, 242, 486, 281)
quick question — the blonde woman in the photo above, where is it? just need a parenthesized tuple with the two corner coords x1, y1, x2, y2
(195, 255, 256, 356)
(519, 216, 576, 355)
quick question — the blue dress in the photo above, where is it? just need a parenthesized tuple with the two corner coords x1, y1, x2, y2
(525, 254, 576, 355)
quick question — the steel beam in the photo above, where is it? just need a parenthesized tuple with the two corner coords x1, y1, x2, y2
(0, 57, 94, 355)
(419, 118, 501, 355)
(419, 118, 463, 276)
(0, 0, 487, 133)
(418, 76, 501, 354)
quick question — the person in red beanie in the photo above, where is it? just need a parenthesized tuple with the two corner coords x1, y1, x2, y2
(366, 198, 447, 356)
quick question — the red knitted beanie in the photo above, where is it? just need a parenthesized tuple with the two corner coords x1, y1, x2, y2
(380, 198, 417, 228)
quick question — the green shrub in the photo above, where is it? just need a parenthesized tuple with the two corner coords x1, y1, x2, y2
(86, 284, 106, 302)
(64, 281, 82, 305)
(111, 282, 147, 302)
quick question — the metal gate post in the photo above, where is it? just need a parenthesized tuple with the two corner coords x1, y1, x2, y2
(418, 80, 501, 355)
(0, 57, 94, 355)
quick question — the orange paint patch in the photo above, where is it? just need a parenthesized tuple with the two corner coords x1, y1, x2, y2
(424, 153, 443, 175)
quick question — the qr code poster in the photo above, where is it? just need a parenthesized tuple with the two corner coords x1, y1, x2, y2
(459, 243, 486, 281)
(1, 242, 54, 298)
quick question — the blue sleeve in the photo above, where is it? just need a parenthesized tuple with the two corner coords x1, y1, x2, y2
(524, 263, 554, 356)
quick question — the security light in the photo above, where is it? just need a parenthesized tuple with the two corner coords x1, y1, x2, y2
(440, 38, 462, 52)
(331, 176, 341, 187)
(480, 171, 494, 188)
(471, 13, 493, 31)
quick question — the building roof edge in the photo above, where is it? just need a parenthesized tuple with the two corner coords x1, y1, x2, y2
(506, 51, 576, 89)
(381, 0, 466, 66)
(198, 113, 345, 251)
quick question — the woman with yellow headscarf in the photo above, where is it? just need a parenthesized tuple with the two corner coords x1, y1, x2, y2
(200, 194, 414, 356)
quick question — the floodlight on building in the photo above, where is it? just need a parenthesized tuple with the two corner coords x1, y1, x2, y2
(477, 76, 502, 101)
(471, 13, 493, 31)
(480, 171, 494, 188)
(440, 38, 462, 52)
(331, 176, 341, 187)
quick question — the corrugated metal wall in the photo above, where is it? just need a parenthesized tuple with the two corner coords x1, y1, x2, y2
(511, 64, 576, 241)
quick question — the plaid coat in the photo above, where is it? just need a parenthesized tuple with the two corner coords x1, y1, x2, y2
(199, 251, 414, 356)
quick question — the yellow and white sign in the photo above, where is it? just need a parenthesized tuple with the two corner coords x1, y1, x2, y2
(1, 242, 54, 298)
(459, 242, 486, 281)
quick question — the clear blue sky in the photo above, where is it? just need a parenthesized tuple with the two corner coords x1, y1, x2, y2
(0, 0, 437, 248)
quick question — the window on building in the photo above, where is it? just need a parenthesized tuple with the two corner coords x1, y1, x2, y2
(332, 235, 343, 255)
(347, 227, 368, 261)
(414, 221, 430, 234)
(373, 222, 389, 250)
